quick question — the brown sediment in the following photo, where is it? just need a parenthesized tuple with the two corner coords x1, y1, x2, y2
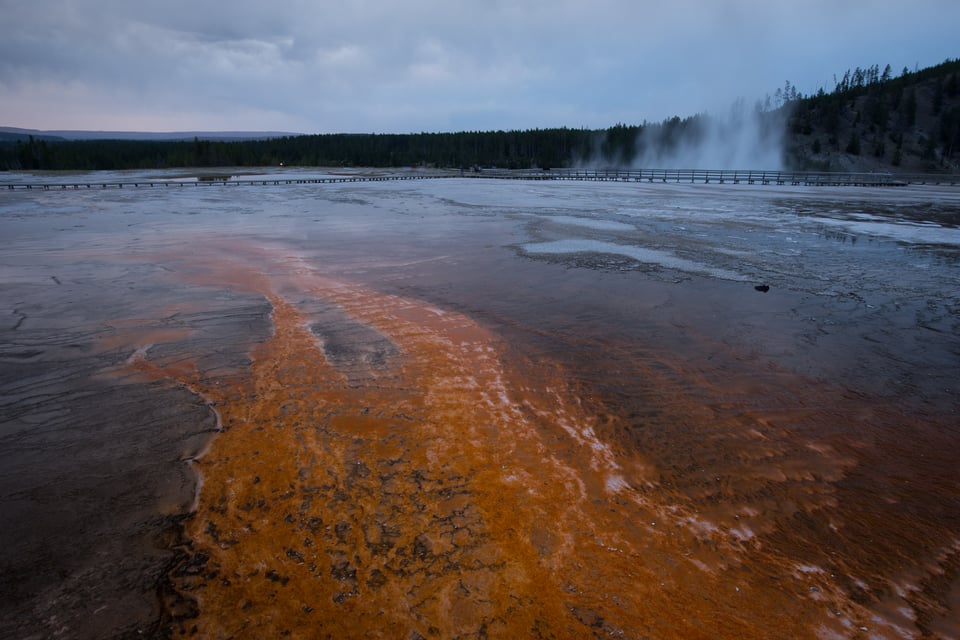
(107, 241, 958, 639)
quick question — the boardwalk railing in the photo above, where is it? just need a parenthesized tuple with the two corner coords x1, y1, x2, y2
(463, 168, 960, 186)
(3, 168, 959, 190)
(2, 173, 447, 190)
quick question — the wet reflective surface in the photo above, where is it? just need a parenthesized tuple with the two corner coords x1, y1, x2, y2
(1, 172, 959, 638)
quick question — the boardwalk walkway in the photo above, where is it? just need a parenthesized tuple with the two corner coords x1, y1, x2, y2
(2, 173, 442, 190)
(4, 168, 959, 191)
(468, 168, 960, 186)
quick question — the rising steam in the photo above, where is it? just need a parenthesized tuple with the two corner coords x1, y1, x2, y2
(580, 100, 791, 170)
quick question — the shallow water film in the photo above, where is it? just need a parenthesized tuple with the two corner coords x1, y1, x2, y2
(2, 170, 959, 639)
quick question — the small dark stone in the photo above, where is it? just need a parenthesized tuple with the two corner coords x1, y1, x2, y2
(304, 516, 323, 533)
(334, 520, 351, 543)
(412, 535, 432, 559)
(286, 548, 305, 563)
(367, 568, 388, 589)
(754, 284, 770, 292)
(331, 559, 356, 582)
(265, 569, 289, 585)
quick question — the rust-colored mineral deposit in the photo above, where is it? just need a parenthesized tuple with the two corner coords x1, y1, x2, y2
(112, 242, 958, 639)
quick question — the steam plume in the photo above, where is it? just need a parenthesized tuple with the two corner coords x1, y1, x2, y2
(579, 100, 790, 170)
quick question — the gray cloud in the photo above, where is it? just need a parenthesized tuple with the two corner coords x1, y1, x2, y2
(1, 0, 958, 132)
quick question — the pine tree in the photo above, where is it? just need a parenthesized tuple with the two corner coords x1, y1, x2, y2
(904, 90, 918, 126)
(846, 132, 861, 155)
(881, 64, 892, 83)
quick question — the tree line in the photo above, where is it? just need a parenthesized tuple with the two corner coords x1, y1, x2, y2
(3, 59, 958, 172)
(2, 124, 702, 172)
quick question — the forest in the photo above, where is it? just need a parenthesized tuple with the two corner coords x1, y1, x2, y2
(2, 59, 959, 173)
(784, 59, 960, 172)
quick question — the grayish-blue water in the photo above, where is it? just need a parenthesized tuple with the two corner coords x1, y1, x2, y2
(1, 170, 958, 638)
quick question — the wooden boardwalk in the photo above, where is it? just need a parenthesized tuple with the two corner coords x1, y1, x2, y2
(2, 173, 444, 190)
(466, 168, 960, 186)
(3, 168, 959, 191)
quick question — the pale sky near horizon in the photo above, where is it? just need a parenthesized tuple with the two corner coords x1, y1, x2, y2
(1, 0, 958, 134)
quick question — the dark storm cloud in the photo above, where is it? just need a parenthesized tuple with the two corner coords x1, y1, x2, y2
(1, 0, 958, 132)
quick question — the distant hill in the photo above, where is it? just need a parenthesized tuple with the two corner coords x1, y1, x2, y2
(0, 127, 300, 142)
(784, 58, 960, 172)
(0, 129, 67, 143)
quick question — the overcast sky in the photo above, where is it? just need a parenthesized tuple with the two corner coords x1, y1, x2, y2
(1, 0, 957, 134)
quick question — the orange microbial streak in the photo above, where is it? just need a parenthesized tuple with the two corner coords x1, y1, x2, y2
(115, 244, 956, 639)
